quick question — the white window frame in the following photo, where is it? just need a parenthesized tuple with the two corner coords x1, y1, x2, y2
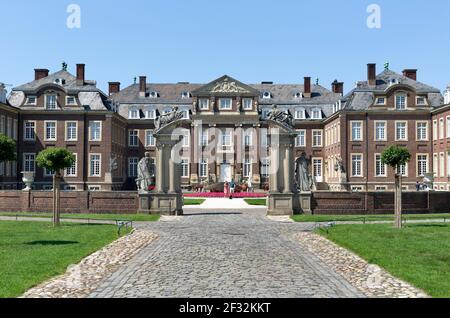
(294, 108, 306, 120)
(416, 121, 428, 141)
(25, 96, 37, 105)
(440, 152, 445, 177)
(312, 158, 323, 181)
(128, 157, 139, 178)
(417, 154, 429, 177)
(145, 130, 155, 147)
(375, 154, 387, 177)
(129, 108, 139, 119)
(181, 129, 190, 147)
(128, 129, 139, 147)
(447, 116, 450, 138)
(23, 153, 36, 173)
(351, 154, 363, 177)
(44, 121, 57, 141)
(261, 158, 270, 178)
(181, 159, 189, 178)
(351, 121, 363, 141)
(145, 108, 156, 119)
(89, 121, 102, 141)
(45, 94, 58, 110)
(88, 185, 101, 191)
(416, 96, 428, 106)
(219, 98, 232, 110)
(199, 159, 208, 178)
(397, 163, 408, 177)
(312, 130, 323, 147)
(200, 130, 209, 147)
(242, 98, 253, 110)
(243, 131, 253, 147)
(374, 121, 387, 141)
(395, 121, 408, 141)
(65, 153, 77, 177)
(89, 154, 102, 177)
(439, 118, 445, 140)
(24, 121, 36, 141)
(65, 121, 78, 141)
(243, 158, 252, 178)
(65, 96, 77, 106)
(433, 120, 438, 141)
(433, 153, 439, 176)
(220, 131, 232, 146)
(199, 98, 210, 110)
(311, 108, 322, 120)
(375, 97, 386, 105)
(44, 167, 55, 177)
(295, 130, 306, 147)
(395, 93, 407, 110)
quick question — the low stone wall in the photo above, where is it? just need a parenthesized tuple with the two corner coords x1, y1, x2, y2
(0, 190, 449, 215)
(0, 191, 138, 214)
(312, 191, 449, 215)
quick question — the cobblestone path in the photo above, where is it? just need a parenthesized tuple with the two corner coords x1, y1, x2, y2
(90, 210, 363, 298)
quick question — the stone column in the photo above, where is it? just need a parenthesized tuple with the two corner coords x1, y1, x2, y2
(169, 157, 176, 193)
(283, 144, 293, 193)
(269, 143, 279, 192)
(155, 144, 164, 193)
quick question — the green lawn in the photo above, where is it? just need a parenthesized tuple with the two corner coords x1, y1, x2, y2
(0, 221, 126, 298)
(0, 212, 160, 222)
(319, 223, 450, 298)
(183, 199, 206, 205)
(292, 213, 450, 223)
(244, 199, 267, 206)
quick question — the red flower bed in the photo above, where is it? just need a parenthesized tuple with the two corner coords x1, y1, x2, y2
(184, 192, 267, 198)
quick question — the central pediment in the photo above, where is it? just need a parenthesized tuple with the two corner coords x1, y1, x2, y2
(192, 75, 259, 96)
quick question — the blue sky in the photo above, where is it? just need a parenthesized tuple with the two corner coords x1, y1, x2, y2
(2, 0, 450, 94)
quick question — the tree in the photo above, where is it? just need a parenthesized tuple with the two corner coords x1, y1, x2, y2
(381, 145, 412, 229)
(36, 148, 75, 226)
(0, 134, 17, 163)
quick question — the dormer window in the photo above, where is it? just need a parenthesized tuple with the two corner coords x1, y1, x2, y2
(199, 98, 209, 110)
(25, 96, 37, 105)
(181, 91, 191, 99)
(416, 96, 427, 106)
(145, 108, 156, 119)
(45, 94, 57, 110)
(129, 108, 139, 119)
(375, 97, 386, 105)
(395, 93, 407, 110)
(181, 109, 190, 119)
(262, 91, 272, 99)
(294, 108, 306, 119)
(53, 78, 66, 85)
(66, 96, 77, 105)
(390, 79, 399, 86)
(294, 92, 303, 100)
(311, 108, 322, 120)
(261, 109, 271, 120)
(149, 91, 158, 99)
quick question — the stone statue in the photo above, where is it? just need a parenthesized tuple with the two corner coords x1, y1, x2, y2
(109, 155, 118, 172)
(136, 152, 153, 192)
(295, 152, 312, 192)
(155, 106, 185, 131)
(268, 105, 293, 127)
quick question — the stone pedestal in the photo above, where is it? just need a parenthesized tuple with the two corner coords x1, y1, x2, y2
(267, 192, 300, 216)
(299, 192, 312, 215)
(138, 192, 183, 216)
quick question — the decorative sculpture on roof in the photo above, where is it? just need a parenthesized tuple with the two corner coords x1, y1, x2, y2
(62, 62, 68, 71)
(211, 78, 248, 94)
(384, 62, 389, 71)
(155, 106, 185, 131)
(267, 105, 294, 128)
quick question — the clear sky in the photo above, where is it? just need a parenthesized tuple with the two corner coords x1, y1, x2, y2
(2, 0, 450, 94)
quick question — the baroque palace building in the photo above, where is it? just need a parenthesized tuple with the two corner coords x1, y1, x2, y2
(1, 63, 450, 192)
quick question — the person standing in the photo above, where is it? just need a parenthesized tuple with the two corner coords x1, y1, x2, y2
(230, 179, 236, 199)
(224, 181, 230, 198)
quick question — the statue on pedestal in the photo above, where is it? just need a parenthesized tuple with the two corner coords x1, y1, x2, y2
(136, 152, 153, 192)
(295, 152, 313, 192)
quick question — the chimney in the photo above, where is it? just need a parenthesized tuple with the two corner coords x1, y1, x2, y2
(304, 77, 311, 98)
(367, 63, 376, 86)
(108, 82, 121, 96)
(76, 64, 85, 86)
(139, 76, 147, 97)
(331, 80, 344, 95)
(34, 69, 49, 80)
(403, 69, 417, 81)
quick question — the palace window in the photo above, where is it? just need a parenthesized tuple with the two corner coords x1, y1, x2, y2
(313, 159, 323, 180)
(181, 159, 189, 178)
(145, 109, 156, 119)
(89, 154, 101, 177)
(417, 154, 428, 177)
(145, 130, 155, 147)
(66, 154, 77, 177)
(199, 159, 208, 178)
(45, 121, 57, 141)
(312, 130, 323, 147)
(447, 117, 450, 138)
(244, 131, 252, 146)
(440, 153, 445, 177)
(395, 122, 408, 141)
(433, 153, 438, 176)
(261, 159, 270, 178)
(242, 98, 253, 110)
(199, 98, 209, 110)
(397, 163, 407, 177)
(220, 131, 232, 146)
(295, 130, 306, 147)
(66, 121, 78, 141)
(181, 129, 190, 147)
(351, 154, 363, 177)
(395, 94, 407, 110)
(66, 96, 77, 105)
(129, 108, 139, 119)
(311, 108, 322, 119)
(200, 130, 209, 147)
(128, 157, 139, 178)
(24, 121, 36, 141)
(23, 153, 36, 172)
(294, 108, 306, 120)
(26, 96, 37, 105)
(351, 121, 363, 141)
(89, 121, 102, 141)
(416, 96, 427, 106)
(439, 118, 445, 139)
(433, 120, 438, 140)
(128, 130, 139, 147)
(44, 167, 54, 177)
(416, 122, 428, 141)
(45, 94, 57, 110)
(243, 159, 252, 178)
(375, 97, 386, 105)
(375, 121, 386, 141)
(219, 98, 232, 110)
(375, 154, 386, 177)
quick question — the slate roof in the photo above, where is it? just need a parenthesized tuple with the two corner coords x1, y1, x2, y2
(343, 69, 444, 110)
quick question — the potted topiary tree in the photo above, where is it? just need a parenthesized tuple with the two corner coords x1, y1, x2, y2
(0, 133, 17, 164)
(36, 148, 76, 227)
(381, 145, 412, 229)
